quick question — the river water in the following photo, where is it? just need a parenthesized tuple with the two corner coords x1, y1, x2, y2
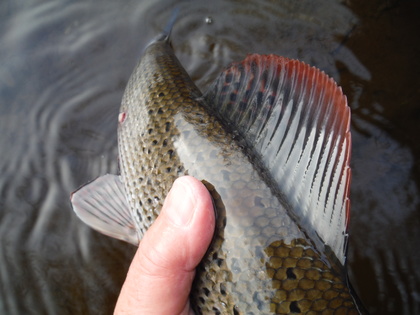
(0, 0, 418, 314)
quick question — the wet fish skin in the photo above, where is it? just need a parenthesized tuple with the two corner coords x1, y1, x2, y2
(115, 39, 359, 314)
(70, 28, 363, 312)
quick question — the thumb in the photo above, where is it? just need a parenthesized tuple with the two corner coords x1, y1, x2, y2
(114, 176, 215, 315)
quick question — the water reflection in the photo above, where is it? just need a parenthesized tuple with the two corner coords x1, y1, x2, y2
(0, 0, 418, 314)
(349, 118, 420, 314)
(339, 1, 420, 313)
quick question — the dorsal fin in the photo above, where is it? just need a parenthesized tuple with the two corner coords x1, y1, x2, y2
(203, 54, 351, 264)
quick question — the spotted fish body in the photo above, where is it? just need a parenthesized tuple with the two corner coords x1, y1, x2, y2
(72, 34, 363, 314)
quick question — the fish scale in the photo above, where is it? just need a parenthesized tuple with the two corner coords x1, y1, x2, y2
(71, 35, 363, 313)
(117, 40, 358, 314)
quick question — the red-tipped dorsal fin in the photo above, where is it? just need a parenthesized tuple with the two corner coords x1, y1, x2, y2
(204, 54, 351, 265)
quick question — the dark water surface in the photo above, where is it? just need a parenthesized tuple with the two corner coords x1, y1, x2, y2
(0, 0, 419, 314)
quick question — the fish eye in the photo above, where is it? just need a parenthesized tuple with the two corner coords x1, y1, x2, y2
(118, 112, 127, 123)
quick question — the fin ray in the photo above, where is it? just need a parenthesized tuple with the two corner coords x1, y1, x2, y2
(204, 55, 351, 264)
(71, 174, 139, 245)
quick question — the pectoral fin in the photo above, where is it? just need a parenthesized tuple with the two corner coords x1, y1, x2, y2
(71, 174, 139, 246)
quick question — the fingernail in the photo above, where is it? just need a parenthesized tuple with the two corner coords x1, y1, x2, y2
(165, 178, 196, 226)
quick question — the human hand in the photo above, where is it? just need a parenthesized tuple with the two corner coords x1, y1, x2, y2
(114, 176, 215, 315)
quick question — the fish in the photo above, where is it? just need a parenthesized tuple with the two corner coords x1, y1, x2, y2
(70, 27, 365, 314)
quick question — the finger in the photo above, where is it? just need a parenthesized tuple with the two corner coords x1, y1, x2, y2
(114, 176, 215, 315)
